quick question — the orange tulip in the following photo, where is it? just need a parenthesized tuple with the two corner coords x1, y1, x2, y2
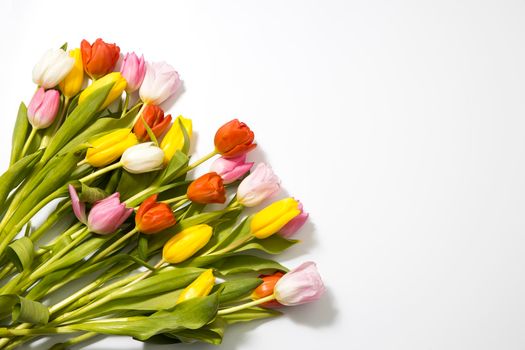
(81, 38, 120, 79)
(214, 119, 256, 158)
(133, 105, 172, 142)
(251, 272, 284, 308)
(135, 194, 176, 234)
(187, 172, 226, 204)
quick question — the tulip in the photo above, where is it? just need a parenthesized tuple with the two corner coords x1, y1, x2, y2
(162, 224, 213, 264)
(176, 269, 215, 305)
(251, 272, 284, 308)
(87, 193, 133, 234)
(86, 129, 138, 168)
(214, 119, 256, 158)
(187, 172, 226, 204)
(79, 72, 127, 110)
(237, 163, 280, 207)
(160, 115, 192, 163)
(121, 142, 165, 174)
(120, 52, 146, 93)
(133, 105, 172, 142)
(279, 201, 308, 238)
(27, 88, 60, 129)
(139, 61, 182, 105)
(68, 184, 87, 224)
(135, 194, 176, 234)
(81, 38, 120, 79)
(32, 48, 75, 88)
(59, 48, 84, 98)
(250, 198, 301, 239)
(274, 262, 325, 306)
(210, 155, 253, 184)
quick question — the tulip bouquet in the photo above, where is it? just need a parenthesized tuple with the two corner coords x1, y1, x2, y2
(0, 38, 325, 349)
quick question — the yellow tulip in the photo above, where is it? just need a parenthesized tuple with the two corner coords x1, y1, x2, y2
(250, 198, 301, 239)
(176, 269, 215, 305)
(59, 48, 84, 98)
(160, 115, 192, 164)
(79, 72, 127, 110)
(162, 224, 212, 264)
(85, 129, 138, 167)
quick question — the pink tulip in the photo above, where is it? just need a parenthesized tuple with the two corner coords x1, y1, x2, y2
(237, 163, 280, 207)
(279, 200, 309, 237)
(120, 52, 146, 93)
(139, 61, 181, 105)
(68, 184, 87, 224)
(274, 262, 325, 306)
(68, 186, 132, 235)
(87, 193, 133, 234)
(27, 87, 60, 129)
(210, 155, 254, 184)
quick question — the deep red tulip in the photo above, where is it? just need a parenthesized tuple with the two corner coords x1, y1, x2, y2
(187, 172, 226, 204)
(135, 194, 177, 234)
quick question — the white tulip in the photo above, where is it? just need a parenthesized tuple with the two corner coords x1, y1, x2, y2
(32, 49, 75, 88)
(121, 142, 165, 174)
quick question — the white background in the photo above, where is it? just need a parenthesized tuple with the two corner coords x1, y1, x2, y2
(1, 0, 525, 349)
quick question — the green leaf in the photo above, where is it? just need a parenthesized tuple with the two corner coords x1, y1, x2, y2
(173, 318, 226, 344)
(10, 102, 30, 165)
(0, 295, 49, 324)
(116, 170, 159, 200)
(212, 255, 288, 275)
(70, 292, 220, 341)
(216, 278, 262, 304)
(6, 237, 34, 272)
(0, 150, 42, 206)
(179, 117, 191, 155)
(220, 307, 281, 325)
(60, 42, 68, 51)
(158, 151, 189, 186)
(78, 183, 108, 203)
(236, 235, 299, 255)
(25, 267, 74, 300)
(138, 235, 148, 261)
(207, 217, 252, 254)
(42, 82, 114, 164)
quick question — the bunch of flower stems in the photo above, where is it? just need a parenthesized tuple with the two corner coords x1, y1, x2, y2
(0, 39, 324, 350)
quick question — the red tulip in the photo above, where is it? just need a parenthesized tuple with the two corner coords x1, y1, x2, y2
(135, 194, 177, 234)
(187, 172, 226, 204)
(81, 38, 120, 79)
(133, 105, 172, 141)
(214, 119, 256, 158)
(252, 272, 284, 308)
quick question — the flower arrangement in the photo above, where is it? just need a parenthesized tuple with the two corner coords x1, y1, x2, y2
(0, 38, 325, 349)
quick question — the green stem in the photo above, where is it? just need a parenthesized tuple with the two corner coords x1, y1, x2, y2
(0, 326, 76, 337)
(91, 228, 138, 264)
(19, 127, 37, 159)
(217, 294, 276, 315)
(162, 195, 187, 205)
(121, 92, 130, 117)
(185, 149, 218, 172)
(79, 162, 122, 184)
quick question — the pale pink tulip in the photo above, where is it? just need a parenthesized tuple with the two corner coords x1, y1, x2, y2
(68, 184, 87, 224)
(27, 88, 60, 129)
(139, 61, 181, 105)
(210, 155, 254, 184)
(274, 262, 325, 306)
(237, 163, 280, 207)
(120, 52, 146, 93)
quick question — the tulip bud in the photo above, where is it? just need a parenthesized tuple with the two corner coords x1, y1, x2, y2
(135, 194, 176, 234)
(87, 193, 133, 234)
(187, 172, 226, 204)
(68, 184, 87, 224)
(214, 119, 256, 158)
(139, 61, 182, 105)
(86, 129, 138, 168)
(121, 142, 165, 174)
(210, 155, 253, 184)
(120, 52, 146, 93)
(279, 201, 308, 238)
(176, 269, 215, 305)
(32, 48, 75, 88)
(160, 115, 192, 163)
(250, 198, 301, 239)
(133, 105, 172, 142)
(27, 88, 60, 129)
(81, 38, 120, 79)
(274, 262, 325, 306)
(237, 163, 280, 207)
(251, 272, 284, 308)
(79, 72, 127, 110)
(59, 48, 84, 98)
(162, 224, 213, 264)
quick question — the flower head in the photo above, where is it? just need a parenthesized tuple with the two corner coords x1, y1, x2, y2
(133, 105, 172, 142)
(59, 48, 84, 98)
(279, 201, 308, 237)
(85, 129, 138, 168)
(237, 163, 280, 207)
(139, 61, 181, 105)
(135, 194, 176, 234)
(32, 48, 74, 88)
(274, 262, 325, 306)
(27, 88, 60, 129)
(81, 38, 120, 79)
(162, 224, 213, 264)
(78, 72, 127, 110)
(176, 269, 215, 305)
(187, 172, 226, 204)
(250, 197, 301, 239)
(120, 52, 146, 93)
(121, 142, 165, 174)
(214, 119, 256, 158)
(210, 155, 253, 184)
(160, 115, 192, 164)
